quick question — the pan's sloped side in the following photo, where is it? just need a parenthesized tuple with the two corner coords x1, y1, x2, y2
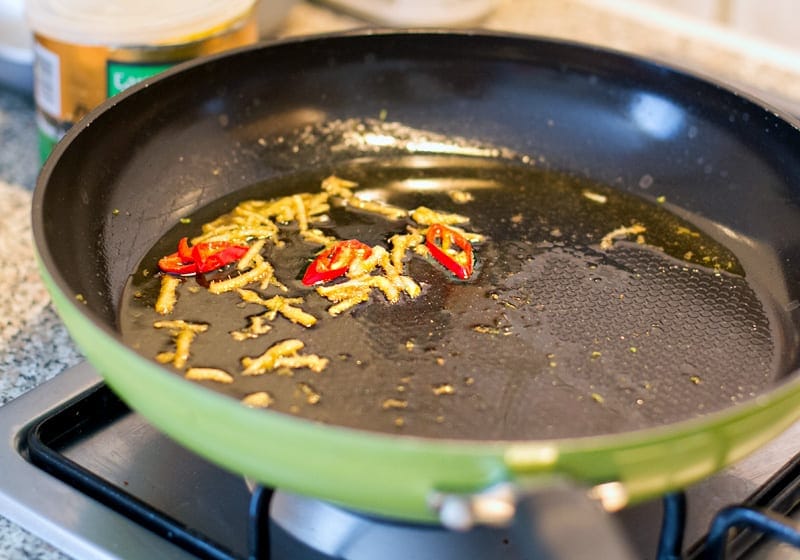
(33, 31, 800, 520)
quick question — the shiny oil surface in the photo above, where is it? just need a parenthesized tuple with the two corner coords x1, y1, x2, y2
(119, 154, 779, 440)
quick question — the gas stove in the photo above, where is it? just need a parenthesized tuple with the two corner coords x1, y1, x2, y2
(1, 361, 800, 559)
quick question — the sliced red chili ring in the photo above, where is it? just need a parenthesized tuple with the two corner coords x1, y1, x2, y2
(177, 237, 193, 262)
(194, 245, 249, 273)
(158, 252, 197, 275)
(302, 239, 372, 286)
(158, 238, 250, 275)
(425, 223, 474, 280)
(191, 240, 238, 265)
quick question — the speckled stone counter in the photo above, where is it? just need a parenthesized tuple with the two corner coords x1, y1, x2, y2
(2, 1, 800, 558)
(0, 88, 81, 559)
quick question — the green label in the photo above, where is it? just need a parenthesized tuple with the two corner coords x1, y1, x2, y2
(107, 61, 175, 97)
(38, 126, 59, 163)
(36, 111, 66, 163)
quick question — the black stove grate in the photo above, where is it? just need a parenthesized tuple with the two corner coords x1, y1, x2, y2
(20, 382, 800, 560)
(687, 446, 800, 559)
(24, 384, 256, 559)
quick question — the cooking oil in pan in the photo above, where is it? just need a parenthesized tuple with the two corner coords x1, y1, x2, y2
(119, 155, 778, 441)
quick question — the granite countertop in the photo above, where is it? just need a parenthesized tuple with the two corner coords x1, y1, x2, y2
(0, 86, 84, 560)
(2, 1, 800, 558)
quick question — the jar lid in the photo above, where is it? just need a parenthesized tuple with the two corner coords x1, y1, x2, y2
(26, 0, 257, 46)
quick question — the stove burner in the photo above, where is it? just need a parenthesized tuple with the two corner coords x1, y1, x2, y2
(3, 363, 800, 559)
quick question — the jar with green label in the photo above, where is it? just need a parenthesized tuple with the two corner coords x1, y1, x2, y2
(27, 0, 259, 162)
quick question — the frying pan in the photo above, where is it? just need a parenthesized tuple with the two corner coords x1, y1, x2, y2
(32, 30, 800, 525)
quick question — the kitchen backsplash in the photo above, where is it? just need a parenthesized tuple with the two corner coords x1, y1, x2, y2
(632, 0, 798, 51)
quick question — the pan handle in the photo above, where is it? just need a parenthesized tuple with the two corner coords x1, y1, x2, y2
(429, 480, 637, 559)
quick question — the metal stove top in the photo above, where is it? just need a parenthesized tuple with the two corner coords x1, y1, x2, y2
(2, 361, 800, 559)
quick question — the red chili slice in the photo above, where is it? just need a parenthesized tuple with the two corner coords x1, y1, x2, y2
(191, 240, 234, 265)
(425, 223, 474, 280)
(302, 239, 372, 286)
(194, 244, 249, 273)
(177, 237, 193, 262)
(158, 252, 197, 275)
(158, 238, 249, 275)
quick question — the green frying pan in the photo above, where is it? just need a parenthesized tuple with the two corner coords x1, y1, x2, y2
(32, 31, 800, 524)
